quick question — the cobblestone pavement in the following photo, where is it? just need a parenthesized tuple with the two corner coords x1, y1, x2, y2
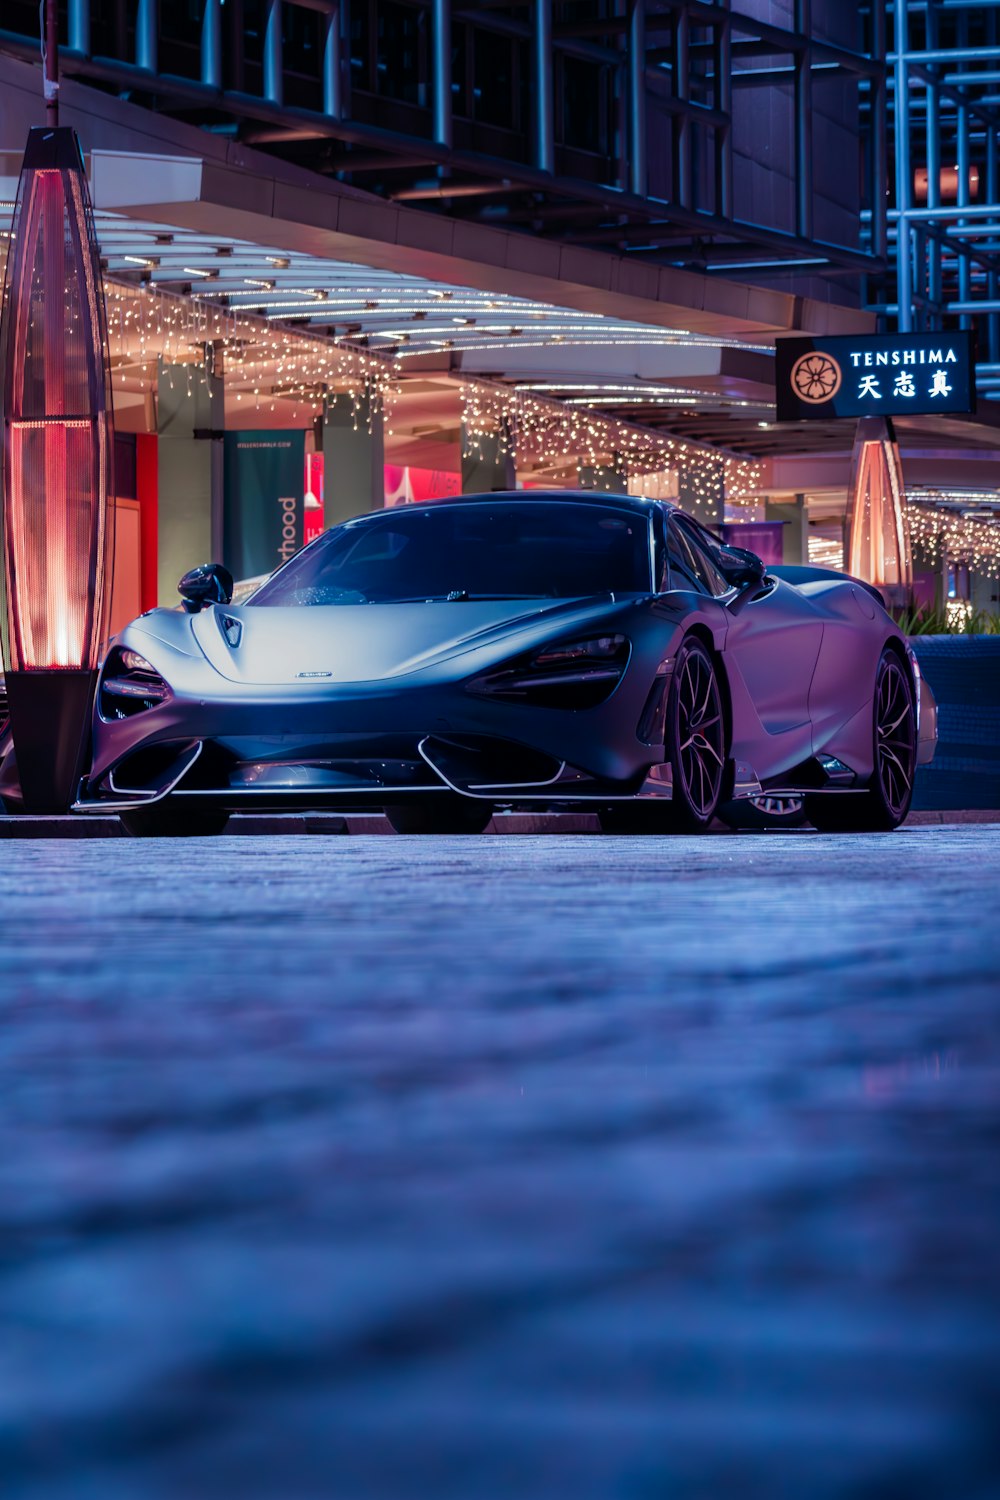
(2, 826, 1000, 1500)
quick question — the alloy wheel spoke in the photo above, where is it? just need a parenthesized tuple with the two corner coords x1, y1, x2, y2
(881, 744, 912, 790)
(692, 733, 724, 767)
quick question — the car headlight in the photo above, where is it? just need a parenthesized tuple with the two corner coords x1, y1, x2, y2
(99, 647, 171, 719)
(466, 635, 630, 709)
(119, 648, 158, 674)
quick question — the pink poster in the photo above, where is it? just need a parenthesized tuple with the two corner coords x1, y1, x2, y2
(384, 465, 462, 507)
(303, 451, 325, 543)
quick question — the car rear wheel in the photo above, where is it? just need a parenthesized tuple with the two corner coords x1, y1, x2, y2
(805, 648, 916, 833)
(119, 801, 230, 838)
(385, 799, 493, 835)
(599, 637, 726, 835)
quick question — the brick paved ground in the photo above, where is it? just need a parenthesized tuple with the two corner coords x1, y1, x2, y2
(2, 826, 999, 1499)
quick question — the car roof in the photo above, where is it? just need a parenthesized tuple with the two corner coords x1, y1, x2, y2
(386, 489, 677, 518)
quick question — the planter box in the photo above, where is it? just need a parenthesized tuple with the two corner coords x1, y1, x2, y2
(911, 636, 1000, 810)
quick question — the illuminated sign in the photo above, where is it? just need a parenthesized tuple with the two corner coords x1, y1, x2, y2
(775, 331, 976, 421)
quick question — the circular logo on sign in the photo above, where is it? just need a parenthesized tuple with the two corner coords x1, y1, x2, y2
(790, 350, 842, 405)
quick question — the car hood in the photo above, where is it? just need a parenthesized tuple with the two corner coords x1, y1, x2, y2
(188, 596, 636, 685)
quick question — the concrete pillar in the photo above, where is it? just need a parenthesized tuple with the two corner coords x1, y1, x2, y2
(911, 537, 947, 612)
(461, 428, 515, 493)
(765, 495, 808, 564)
(678, 468, 724, 529)
(321, 393, 385, 524)
(579, 458, 628, 493)
(156, 357, 223, 605)
(971, 567, 1000, 620)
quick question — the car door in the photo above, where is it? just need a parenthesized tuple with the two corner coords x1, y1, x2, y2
(673, 516, 824, 777)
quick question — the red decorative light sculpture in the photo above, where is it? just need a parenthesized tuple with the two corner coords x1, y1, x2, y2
(0, 127, 116, 811)
(846, 416, 912, 609)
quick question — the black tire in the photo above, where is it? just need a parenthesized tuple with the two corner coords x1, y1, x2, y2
(385, 798, 493, 835)
(599, 637, 726, 835)
(119, 801, 230, 838)
(805, 648, 916, 833)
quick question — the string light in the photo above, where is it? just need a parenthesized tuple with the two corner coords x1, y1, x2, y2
(0, 241, 764, 502)
(97, 277, 400, 426)
(458, 379, 763, 506)
(906, 500, 1000, 578)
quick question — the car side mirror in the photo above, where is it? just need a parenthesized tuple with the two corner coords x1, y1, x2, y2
(719, 546, 765, 590)
(178, 562, 234, 612)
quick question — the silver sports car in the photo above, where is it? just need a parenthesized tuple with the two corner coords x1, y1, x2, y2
(0, 490, 937, 835)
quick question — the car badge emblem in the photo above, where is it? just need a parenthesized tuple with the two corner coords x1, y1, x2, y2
(297, 670, 332, 678)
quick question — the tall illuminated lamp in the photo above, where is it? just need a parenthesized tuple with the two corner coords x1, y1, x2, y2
(0, 126, 116, 811)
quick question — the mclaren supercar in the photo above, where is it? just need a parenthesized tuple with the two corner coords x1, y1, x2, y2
(0, 491, 937, 835)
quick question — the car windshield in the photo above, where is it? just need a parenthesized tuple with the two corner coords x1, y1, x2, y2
(249, 501, 652, 606)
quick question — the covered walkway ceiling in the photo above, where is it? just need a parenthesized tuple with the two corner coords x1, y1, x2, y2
(1, 123, 997, 459)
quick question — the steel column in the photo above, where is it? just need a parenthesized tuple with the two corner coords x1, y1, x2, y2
(322, 0, 343, 120)
(201, 0, 222, 90)
(627, 0, 647, 198)
(533, 0, 554, 173)
(988, 11, 1000, 361)
(715, 1, 733, 221)
(135, 0, 157, 73)
(673, 9, 691, 209)
(794, 0, 813, 241)
(433, 0, 452, 149)
(43, 0, 59, 125)
(68, 0, 90, 58)
(264, 0, 283, 107)
(870, 0, 888, 263)
(894, 0, 913, 331)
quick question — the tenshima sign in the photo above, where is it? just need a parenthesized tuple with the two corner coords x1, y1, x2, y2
(775, 331, 976, 421)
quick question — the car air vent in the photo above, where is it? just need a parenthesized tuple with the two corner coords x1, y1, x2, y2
(220, 614, 243, 648)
